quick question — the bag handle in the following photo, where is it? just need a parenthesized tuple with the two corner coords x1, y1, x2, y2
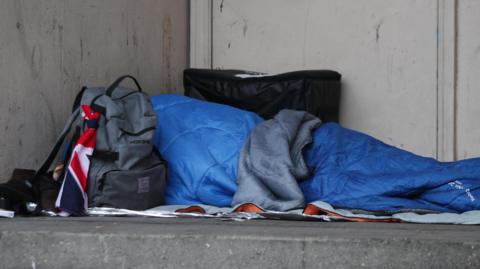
(105, 75, 142, 97)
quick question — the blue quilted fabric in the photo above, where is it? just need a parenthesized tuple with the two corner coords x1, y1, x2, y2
(151, 94, 262, 206)
(301, 123, 480, 213)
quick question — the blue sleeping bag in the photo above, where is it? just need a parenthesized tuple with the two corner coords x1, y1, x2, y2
(301, 123, 480, 213)
(152, 94, 480, 213)
(151, 94, 262, 206)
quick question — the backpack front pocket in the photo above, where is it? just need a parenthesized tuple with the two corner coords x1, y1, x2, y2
(96, 162, 166, 210)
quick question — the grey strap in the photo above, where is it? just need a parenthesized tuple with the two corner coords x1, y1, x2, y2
(35, 107, 80, 177)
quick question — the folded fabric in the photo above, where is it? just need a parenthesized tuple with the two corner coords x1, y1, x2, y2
(232, 110, 321, 211)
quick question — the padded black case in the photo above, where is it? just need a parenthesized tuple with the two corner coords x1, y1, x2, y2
(184, 69, 341, 122)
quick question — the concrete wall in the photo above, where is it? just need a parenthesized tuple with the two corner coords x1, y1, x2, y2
(0, 0, 188, 181)
(457, 0, 480, 159)
(201, 0, 480, 160)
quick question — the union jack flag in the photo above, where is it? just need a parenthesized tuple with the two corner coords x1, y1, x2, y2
(55, 105, 100, 216)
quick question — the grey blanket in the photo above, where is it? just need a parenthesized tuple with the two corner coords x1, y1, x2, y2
(232, 110, 322, 211)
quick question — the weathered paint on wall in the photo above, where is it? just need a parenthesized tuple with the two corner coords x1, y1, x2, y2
(0, 0, 188, 181)
(456, 0, 480, 159)
(211, 0, 440, 158)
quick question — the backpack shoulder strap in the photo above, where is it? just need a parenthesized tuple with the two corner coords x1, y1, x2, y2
(72, 86, 87, 112)
(35, 107, 80, 177)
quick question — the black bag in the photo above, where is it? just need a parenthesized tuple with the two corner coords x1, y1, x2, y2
(0, 169, 61, 215)
(184, 69, 341, 122)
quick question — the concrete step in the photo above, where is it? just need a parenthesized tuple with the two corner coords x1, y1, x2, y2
(1, 217, 479, 269)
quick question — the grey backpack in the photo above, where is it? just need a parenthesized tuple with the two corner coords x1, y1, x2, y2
(59, 75, 166, 210)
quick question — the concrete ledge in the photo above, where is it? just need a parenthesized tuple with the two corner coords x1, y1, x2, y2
(1, 217, 480, 268)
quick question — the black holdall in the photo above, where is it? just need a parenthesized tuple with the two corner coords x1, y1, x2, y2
(0, 147, 67, 215)
(0, 169, 55, 215)
(184, 69, 342, 122)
